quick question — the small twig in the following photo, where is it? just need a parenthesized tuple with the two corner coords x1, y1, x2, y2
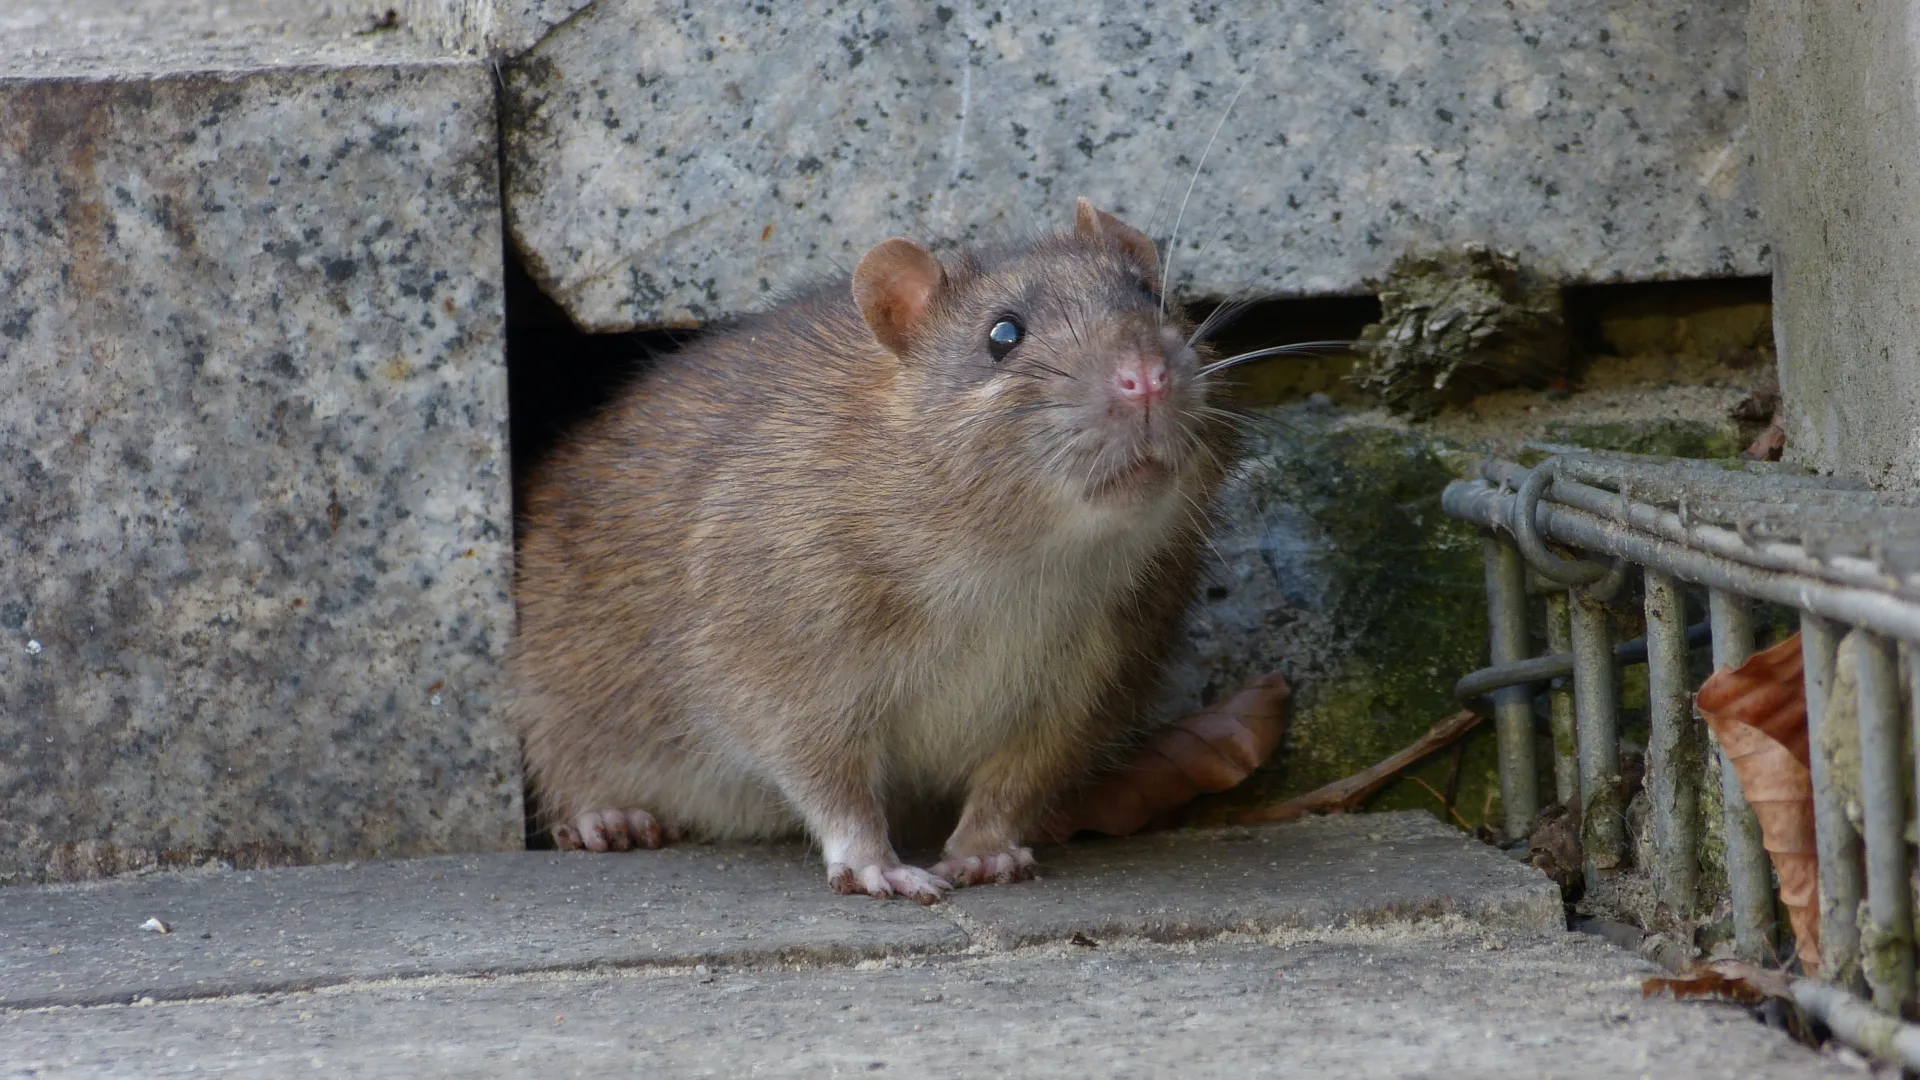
(1404, 774, 1477, 832)
(1232, 709, 1486, 825)
(1443, 738, 1467, 812)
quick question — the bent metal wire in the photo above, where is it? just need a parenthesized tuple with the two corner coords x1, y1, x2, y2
(1442, 447, 1920, 1057)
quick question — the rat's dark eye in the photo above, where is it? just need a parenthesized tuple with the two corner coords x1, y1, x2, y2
(988, 317, 1023, 362)
(1139, 277, 1159, 302)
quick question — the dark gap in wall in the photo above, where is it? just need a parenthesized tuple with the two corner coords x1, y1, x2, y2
(1187, 276, 1775, 407)
(501, 273, 1778, 504)
(1561, 275, 1773, 361)
(503, 247, 690, 539)
(1183, 293, 1383, 406)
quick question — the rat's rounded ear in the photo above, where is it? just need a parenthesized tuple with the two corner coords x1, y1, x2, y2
(1074, 197, 1162, 293)
(853, 238, 949, 356)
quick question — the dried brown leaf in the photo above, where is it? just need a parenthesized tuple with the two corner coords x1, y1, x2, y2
(1642, 960, 1791, 1006)
(1696, 633, 1819, 970)
(1030, 670, 1291, 843)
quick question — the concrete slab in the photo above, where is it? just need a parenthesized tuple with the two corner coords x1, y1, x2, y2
(503, 0, 1765, 331)
(0, 845, 963, 1010)
(0, 61, 520, 883)
(952, 813, 1562, 946)
(0, 928, 1845, 1079)
(0, 815, 1553, 1011)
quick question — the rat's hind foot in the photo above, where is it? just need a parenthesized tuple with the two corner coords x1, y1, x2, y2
(930, 847, 1036, 888)
(826, 861, 951, 904)
(553, 808, 682, 852)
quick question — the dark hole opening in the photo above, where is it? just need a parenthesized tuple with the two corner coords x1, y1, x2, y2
(504, 246, 688, 544)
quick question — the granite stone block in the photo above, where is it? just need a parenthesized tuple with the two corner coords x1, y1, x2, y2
(1, 0, 453, 80)
(0, 61, 521, 883)
(504, 0, 1765, 332)
(1750, 0, 1920, 489)
(396, 0, 596, 57)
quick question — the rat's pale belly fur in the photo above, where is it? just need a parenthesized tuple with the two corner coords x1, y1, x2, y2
(522, 492, 1179, 843)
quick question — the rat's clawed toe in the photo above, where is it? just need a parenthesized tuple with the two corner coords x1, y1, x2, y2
(930, 846, 1036, 888)
(555, 808, 678, 853)
(827, 861, 951, 904)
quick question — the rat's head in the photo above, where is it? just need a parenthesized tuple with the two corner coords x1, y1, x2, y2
(852, 199, 1227, 524)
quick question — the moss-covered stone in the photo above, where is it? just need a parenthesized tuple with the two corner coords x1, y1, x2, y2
(1541, 418, 1747, 460)
(1168, 335, 1771, 841)
(1164, 403, 1501, 830)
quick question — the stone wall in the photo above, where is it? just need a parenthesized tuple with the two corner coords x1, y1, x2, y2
(503, 0, 1764, 331)
(1749, 0, 1920, 489)
(0, 0, 1787, 882)
(1, 18, 521, 883)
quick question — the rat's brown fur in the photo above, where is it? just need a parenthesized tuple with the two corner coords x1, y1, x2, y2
(508, 200, 1235, 900)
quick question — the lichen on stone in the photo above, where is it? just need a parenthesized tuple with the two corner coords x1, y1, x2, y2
(1350, 245, 1569, 419)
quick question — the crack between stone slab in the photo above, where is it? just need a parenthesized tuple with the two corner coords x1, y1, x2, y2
(0, 936, 970, 1014)
(0, 920, 1551, 1018)
(929, 902, 1004, 953)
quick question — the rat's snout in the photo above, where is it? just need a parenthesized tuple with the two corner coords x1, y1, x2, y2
(1110, 353, 1170, 408)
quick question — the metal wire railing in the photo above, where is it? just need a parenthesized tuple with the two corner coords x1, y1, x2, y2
(1441, 446, 1920, 1060)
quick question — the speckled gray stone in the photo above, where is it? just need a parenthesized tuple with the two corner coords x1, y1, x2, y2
(1750, 1, 1920, 489)
(0, 1, 451, 79)
(396, 0, 595, 56)
(0, 0, 589, 75)
(0, 61, 521, 883)
(503, 0, 1765, 332)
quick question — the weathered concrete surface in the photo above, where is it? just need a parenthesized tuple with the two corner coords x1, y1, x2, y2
(504, 0, 1764, 331)
(395, 0, 595, 56)
(0, 846, 962, 1009)
(0, 929, 1846, 1079)
(1750, 1, 1920, 489)
(952, 809, 1560, 946)
(0, 0, 452, 78)
(0, 62, 521, 883)
(0, 815, 1541, 1009)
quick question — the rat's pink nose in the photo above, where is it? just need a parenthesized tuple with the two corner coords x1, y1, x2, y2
(1112, 355, 1169, 406)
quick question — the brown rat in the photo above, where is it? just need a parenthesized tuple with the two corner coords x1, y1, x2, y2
(507, 198, 1236, 902)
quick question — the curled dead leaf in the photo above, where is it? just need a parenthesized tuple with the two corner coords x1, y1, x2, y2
(1642, 960, 1793, 1006)
(1030, 670, 1291, 843)
(1695, 633, 1818, 970)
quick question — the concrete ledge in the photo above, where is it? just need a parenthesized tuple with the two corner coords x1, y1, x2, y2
(0, 846, 964, 1010)
(947, 812, 1563, 946)
(1, 814, 1556, 1009)
(0, 930, 1844, 1078)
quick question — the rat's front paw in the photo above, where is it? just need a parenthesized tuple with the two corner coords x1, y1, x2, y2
(826, 861, 951, 904)
(552, 808, 681, 852)
(930, 846, 1036, 888)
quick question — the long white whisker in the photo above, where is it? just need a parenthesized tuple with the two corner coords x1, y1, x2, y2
(1161, 72, 1252, 319)
(1195, 340, 1357, 377)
